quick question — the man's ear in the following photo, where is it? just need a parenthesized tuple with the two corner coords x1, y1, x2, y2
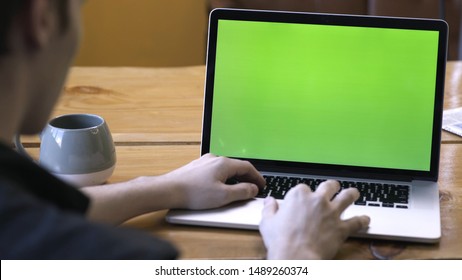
(24, 0, 59, 49)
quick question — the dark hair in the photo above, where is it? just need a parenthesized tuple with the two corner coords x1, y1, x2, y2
(0, 0, 68, 55)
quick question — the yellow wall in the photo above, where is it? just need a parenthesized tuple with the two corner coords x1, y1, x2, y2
(74, 0, 208, 67)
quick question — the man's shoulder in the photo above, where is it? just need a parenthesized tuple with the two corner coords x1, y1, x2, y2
(0, 142, 90, 213)
(0, 146, 178, 260)
(0, 179, 178, 259)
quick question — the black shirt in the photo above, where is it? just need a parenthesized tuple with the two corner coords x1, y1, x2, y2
(0, 143, 178, 259)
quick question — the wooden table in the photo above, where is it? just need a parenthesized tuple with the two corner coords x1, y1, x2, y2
(25, 62, 462, 259)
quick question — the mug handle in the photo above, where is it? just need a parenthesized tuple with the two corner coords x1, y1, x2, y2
(13, 134, 35, 161)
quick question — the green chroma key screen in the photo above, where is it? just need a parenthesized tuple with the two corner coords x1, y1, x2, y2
(210, 19, 439, 171)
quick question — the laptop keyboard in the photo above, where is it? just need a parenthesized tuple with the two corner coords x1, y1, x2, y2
(257, 175, 410, 209)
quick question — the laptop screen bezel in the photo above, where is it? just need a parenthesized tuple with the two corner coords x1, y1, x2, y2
(201, 8, 448, 182)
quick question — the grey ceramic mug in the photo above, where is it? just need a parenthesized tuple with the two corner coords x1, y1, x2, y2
(15, 114, 116, 187)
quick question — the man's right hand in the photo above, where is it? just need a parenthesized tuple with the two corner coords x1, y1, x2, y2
(259, 180, 370, 259)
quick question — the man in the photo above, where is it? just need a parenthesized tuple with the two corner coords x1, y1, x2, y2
(0, 0, 369, 259)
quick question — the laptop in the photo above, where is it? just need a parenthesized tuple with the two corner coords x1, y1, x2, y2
(166, 8, 448, 243)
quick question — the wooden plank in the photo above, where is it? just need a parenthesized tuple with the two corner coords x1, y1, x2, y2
(26, 143, 462, 259)
(19, 62, 462, 145)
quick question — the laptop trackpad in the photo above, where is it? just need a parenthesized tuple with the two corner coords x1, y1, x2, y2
(166, 198, 264, 230)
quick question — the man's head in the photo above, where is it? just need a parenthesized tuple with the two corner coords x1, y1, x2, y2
(0, 2, 26, 55)
(0, 0, 83, 137)
(0, 0, 69, 56)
